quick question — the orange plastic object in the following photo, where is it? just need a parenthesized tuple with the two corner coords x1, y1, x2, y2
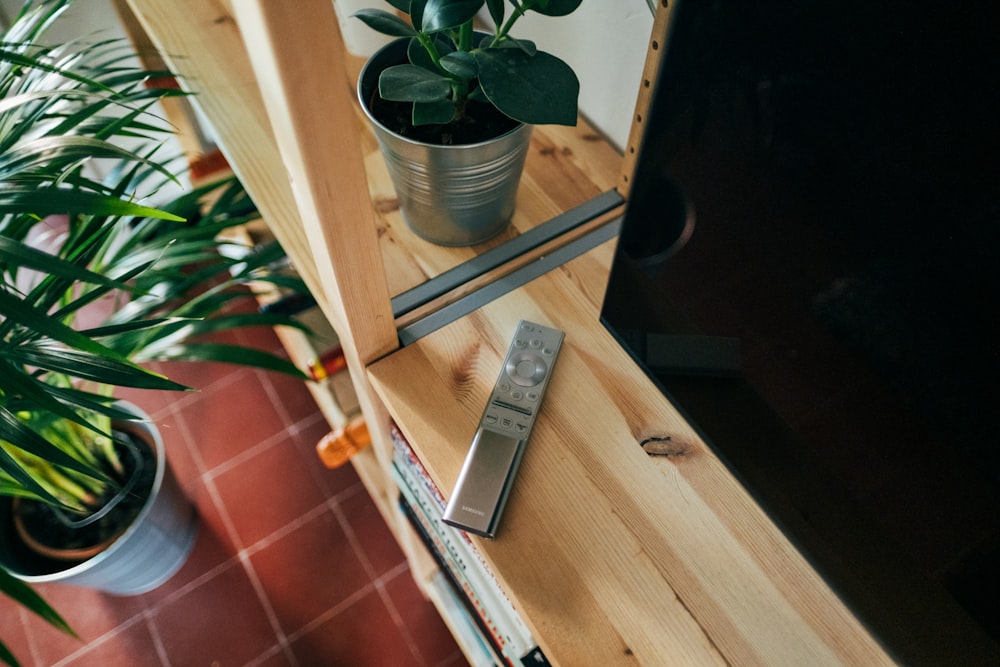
(307, 347, 348, 381)
(315, 417, 370, 468)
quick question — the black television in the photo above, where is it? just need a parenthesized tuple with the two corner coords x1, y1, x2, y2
(601, 1, 1000, 664)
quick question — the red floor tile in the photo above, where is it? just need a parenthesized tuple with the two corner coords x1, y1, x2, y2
(289, 584, 420, 667)
(150, 561, 276, 666)
(0, 602, 33, 667)
(288, 416, 363, 501)
(57, 618, 161, 667)
(155, 409, 203, 497)
(212, 436, 328, 549)
(385, 572, 470, 667)
(248, 510, 371, 637)
(338, 490, 407, 578)
(262, 368, 321, 428)
(176, 369, 288, 471)
(18, 583, 146, 666)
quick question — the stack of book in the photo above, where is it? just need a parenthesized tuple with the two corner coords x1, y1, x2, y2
(390, 423, 550, 667)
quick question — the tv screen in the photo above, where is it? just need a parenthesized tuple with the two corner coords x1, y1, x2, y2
(602, 1, 999, 663)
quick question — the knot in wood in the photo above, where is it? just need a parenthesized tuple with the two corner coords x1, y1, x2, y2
(640, 435, 691, 458)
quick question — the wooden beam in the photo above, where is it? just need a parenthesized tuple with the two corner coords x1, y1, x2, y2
(619, 0, 677, 198)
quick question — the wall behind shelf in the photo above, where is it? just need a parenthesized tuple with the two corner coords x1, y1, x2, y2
(476, 2, 654, 151)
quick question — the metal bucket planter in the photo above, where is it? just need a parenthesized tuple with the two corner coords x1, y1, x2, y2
(0, 405, 197, 595)
(358, 38, 533, 247)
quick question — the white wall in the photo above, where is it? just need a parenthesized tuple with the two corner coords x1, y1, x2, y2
(500, 2, 654, 151)
(0, 0, 123, 43)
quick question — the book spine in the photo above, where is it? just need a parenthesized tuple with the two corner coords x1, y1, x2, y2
(390, 424, 546, 666)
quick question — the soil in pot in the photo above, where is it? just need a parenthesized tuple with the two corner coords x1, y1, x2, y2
(12, 427, 155, 564)
(367, 94, 519, 146)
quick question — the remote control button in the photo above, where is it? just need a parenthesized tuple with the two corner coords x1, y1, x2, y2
(529, 338, 542, 349)
(514, 338, 527, 348)
(506, 351, 547, 387)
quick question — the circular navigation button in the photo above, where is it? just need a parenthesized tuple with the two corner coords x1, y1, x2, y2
(505, 351, 547, 387)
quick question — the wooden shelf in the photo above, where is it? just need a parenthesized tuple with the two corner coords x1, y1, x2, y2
(126, 0, 894, 664)
(366, 239, 891, 665)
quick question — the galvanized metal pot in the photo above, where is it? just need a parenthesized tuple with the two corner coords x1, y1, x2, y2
(0, 404, 197, 595)
(358, 38, 533, 247)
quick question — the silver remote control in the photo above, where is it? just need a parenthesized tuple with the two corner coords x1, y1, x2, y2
(442, 320, 565, 538)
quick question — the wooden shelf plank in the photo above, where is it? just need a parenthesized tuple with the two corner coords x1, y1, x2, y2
(367, 240, 893, 666)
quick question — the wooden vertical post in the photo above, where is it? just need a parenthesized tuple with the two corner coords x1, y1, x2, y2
(228, 0, 400, 481)
(619, 0, 677, 198)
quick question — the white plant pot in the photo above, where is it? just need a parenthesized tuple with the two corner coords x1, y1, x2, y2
(0, 405, 197, 595)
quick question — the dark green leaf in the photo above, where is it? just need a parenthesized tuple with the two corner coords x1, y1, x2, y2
(0, 236, 132, 292)
(485, 0, 504, 26)
(378, 64, 451, 103)
(410, 0, 427, 28)
(503, 37, 537, 56)
(0, 566, 75, 639)
(413, 99, 457, 125)
(528, 0, 582, 17)
(384, 0, 411, 13)
(475, 48, 578, 125)
(7, 343, 187, 391)
(440, 51, 477, 79)
(0, 366, 116, 442)
(0, 289, 140, 367)
(421, 0, 482, 33)
(1, 636, 22, 667)
(407, 36, 446, 71)
(352, 8, 415, 37)
(0, 187, 184, 220)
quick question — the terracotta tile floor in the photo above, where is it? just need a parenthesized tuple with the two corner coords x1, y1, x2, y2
(1, 324, 468, 666)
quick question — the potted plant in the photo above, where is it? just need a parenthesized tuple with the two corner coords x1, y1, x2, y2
(354, 0, 582, 246)
(0, 1, 308, 664)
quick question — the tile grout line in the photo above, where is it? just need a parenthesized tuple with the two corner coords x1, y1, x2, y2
(196, 404, 328, 485)
(282, 576, 384, 646)
(47, 612, 150, 667)
(143, 610, 172, 667)
(372, 565, 429, 667)
(254, 367, 294, 432)
(327, 491, 431, 665)
(15, 605, 43, 667)
(238, 550, 298, 667)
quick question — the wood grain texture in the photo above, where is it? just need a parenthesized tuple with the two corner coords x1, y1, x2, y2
(368, 240, 894, 666)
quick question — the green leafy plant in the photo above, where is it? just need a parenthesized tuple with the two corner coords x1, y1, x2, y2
(0, 1, 309, 664)
(354, 0, 583, 128)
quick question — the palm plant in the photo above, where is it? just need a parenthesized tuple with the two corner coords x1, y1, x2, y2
(0, 2, 309, 664)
